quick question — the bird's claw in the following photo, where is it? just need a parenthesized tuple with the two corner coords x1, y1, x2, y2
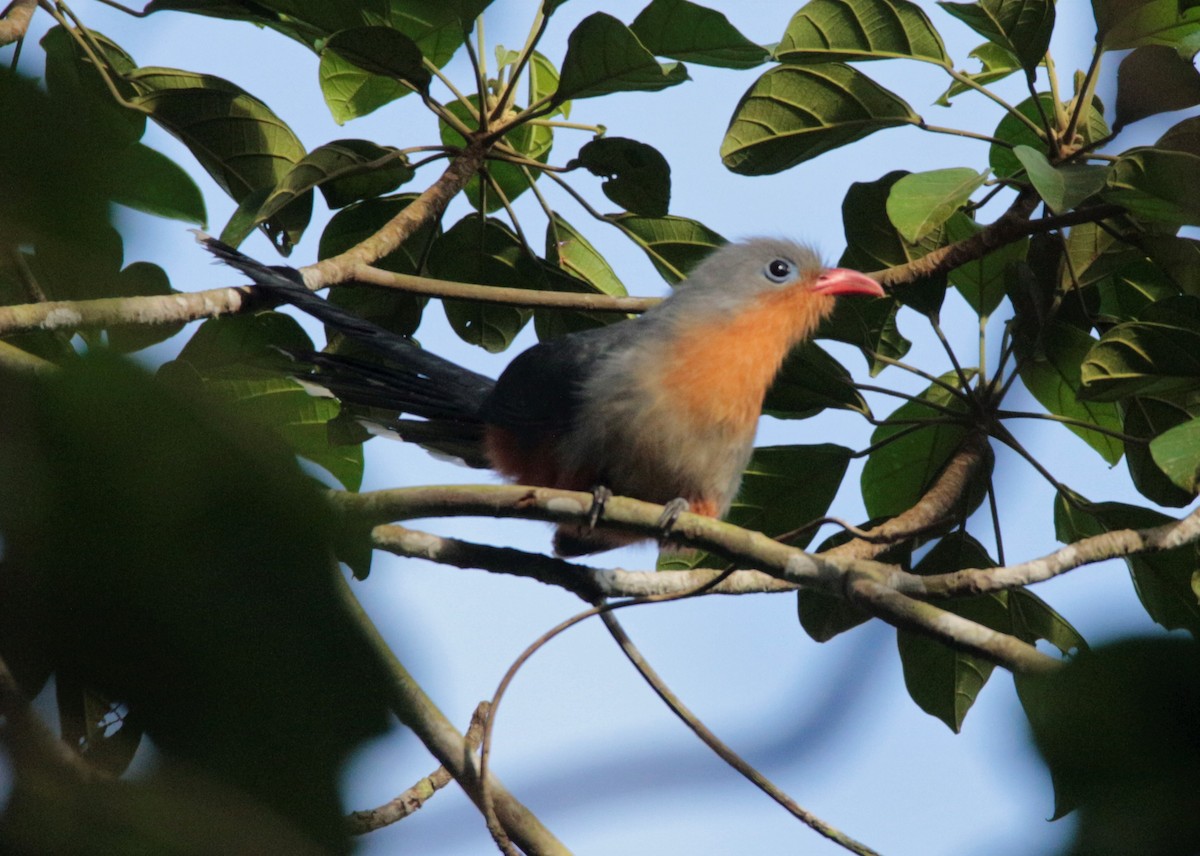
(587, 485, 613, 531)
(657, 497, 691, 538)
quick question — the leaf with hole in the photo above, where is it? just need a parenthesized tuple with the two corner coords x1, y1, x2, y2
(935, 42, 1021, 106)
(570, 137, 670, 216)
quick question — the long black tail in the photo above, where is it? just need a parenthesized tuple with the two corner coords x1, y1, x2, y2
(198, 235, 495, 465)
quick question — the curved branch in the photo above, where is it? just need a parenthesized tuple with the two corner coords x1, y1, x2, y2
(0, 0, 36, 44)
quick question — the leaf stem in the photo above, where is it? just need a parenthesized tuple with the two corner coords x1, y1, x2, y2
(943, 67, 1046, 138)
(918, 120, 1012, 147)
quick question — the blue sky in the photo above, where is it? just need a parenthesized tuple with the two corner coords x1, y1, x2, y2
(5, 1, 1191, 853)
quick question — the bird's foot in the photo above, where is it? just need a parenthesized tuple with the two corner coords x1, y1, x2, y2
(587, 485, 614, 531)
(656, 497, 691, 538)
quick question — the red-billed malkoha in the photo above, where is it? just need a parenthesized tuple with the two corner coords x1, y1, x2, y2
(200, 235, 885, 555)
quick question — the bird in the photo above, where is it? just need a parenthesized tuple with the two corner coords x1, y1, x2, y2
(199, 234, 885, 555)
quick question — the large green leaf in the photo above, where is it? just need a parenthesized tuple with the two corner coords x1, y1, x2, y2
(610, 213, 726, 284)
(861, 372, 979, 519)
(990, 94, 1108, 179)
(553, 13, 689, 102)
(127, 67, 308, 252)
(898, 533, 1008, 732)
(1055, 497, 1200, 636)
(108, 143, 207, 226)
(1122, 397, 1197, 507)
(1114, 46, 1200, 132)
(885, 167, 988, 244)
(658, 443, 852, 570)
(1019, 322, 1125, 465)
(1095, 0, 1200, 50)
(1008, 588, 1087, 656)
(776, 0, 950, 65)
(1080, 301, 1200, 401)
(41, 26, 145, 148)
(1011, 145, 1108, 214)
(937, 0, 1055, 74)
(720, 64, 918, 176)
(569, 136, 670, 216)
(427, 215, 535, 352)
(630, 0, 769, 68)
(764, 342, 869, 418)
(1104, 148, 1200, 227)
(1149, 417, 1200, 495)
(317, 25, 431, 123)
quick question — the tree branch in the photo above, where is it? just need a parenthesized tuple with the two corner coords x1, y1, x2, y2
(332, 572, 569, 855)
(345, 702, 489, 835)
(0, 0, 37, 45)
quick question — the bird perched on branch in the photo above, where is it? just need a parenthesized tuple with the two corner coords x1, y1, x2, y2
(200, 235, 884, 555)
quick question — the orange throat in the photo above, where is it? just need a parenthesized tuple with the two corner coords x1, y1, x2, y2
(657, 286, 833, 430)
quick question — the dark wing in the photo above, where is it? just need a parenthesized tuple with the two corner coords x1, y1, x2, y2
(480, 321, 640, 441)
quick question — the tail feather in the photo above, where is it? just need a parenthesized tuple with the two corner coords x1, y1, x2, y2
(199, 234, 495, 453)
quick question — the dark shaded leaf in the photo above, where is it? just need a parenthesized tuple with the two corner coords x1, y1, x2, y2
(554, 13, 689, 102)
(1122, 396, 1197, 506)
(937, 0, 1055, 74)
(764, 342, 869, 418)
(105, 262, 185, 354)
(261, 139, 413, 222)
(630, 0, 769, 68)
(1115, 45, 1200, 132)
(945, 212, 1026, 316)
(427, 215, 536, 351)
(1096, 0, 1200, 51)
(570, 136, 670, 216)
(1080, 301, 1200, 401)
(108, 143, 207, 226)
(1104, 147, 1200, 226)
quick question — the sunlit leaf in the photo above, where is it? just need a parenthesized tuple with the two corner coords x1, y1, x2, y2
(1011, 145, 1108, 214)
(776, 0, 949, 64)
(886, 167, 987, 244)
(611, 213, 726, 284)
(935, 42, 1020, 106)
(721, 64, 917, 176)
(1149, 417, 1200, 494)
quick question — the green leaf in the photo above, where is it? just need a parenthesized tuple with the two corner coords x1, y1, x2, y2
(935, 42, 1021, 106)
(1019, 322, 1125, 464)
(324, 26, 432, 89)
(611, 213, 726, 284)
(207, 372, 364, 491)
(127, 67, 309, 253)
(1123, 397, 1197, 507)
(1150, 417, 1200, 494)
(990, 94, 1108, 179)
(260, 140, 413, 225)
(554, 13, 689, 102)
(1055, 497, 1200, 635)
(570, 136, 670, 216)
(1115, 46, 1200, 132)
(1158, 115, 1200, 158)
(1105, 148, 1200, 227)
(319, 195, 436, 340)
(1097, 0, 1200, 50)
(538, 214, 628, 338)
(840, 170, 947, 318)
(764, 342, 869, 418)
(818, 296, 912, 375)
(776, 0, 950, 65)
(721, 64, 918, 175)
(861, 371, 979, 519)
(173, 311, 314, 376)
(108, 143, 207, 226)
(427, 215, 535, 352)
(937, 0, 1054, 74)
(885, 167, 987, 244)
(630, 0, 769, 68)
(898, 533, 1008, 732)
(529, 50, 569, 118)
(1080, 297, 1200, 401)
(944, 212, 1026, 316)
(1011, 145, 1108, 214)
(658, 444, 851, 570)
(41, 26, 145, 148)
(1008, 589, 1087, 656)
(319, 48, 409, 123)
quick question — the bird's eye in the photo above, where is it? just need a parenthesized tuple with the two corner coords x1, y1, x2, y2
(764, 258, 795, 283)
